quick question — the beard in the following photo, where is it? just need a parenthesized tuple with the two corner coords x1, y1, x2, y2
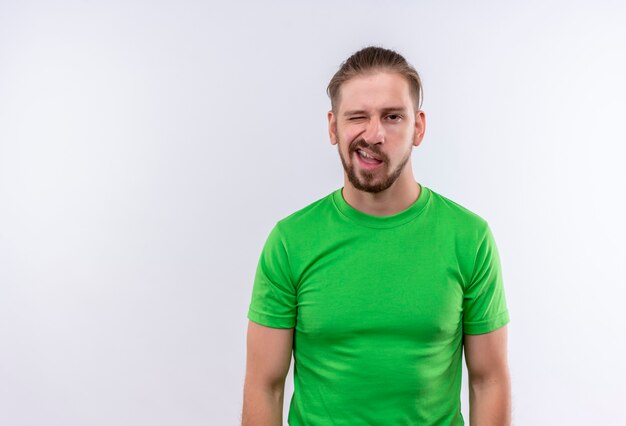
(337, 136, 413, 194)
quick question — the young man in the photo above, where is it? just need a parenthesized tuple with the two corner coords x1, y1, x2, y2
(242, 46, 511, 426)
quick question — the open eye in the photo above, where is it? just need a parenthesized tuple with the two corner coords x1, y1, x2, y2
(386, 114, 402, 121)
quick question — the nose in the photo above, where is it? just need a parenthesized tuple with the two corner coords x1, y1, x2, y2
(362, 117, 385, 145)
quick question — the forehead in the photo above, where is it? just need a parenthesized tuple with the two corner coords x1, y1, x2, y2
(337, 71, 413, 113)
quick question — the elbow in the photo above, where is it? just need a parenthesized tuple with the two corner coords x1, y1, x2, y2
(244, 375, 286, 397)
(469, 366, 511, 392)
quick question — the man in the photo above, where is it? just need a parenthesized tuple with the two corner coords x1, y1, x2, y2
(242, 46, 511, 425)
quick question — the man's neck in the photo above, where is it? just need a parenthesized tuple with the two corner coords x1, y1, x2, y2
(342, 173, 421, 217)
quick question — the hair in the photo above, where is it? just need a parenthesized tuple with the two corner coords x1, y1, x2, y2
(327, 46, 423, 113)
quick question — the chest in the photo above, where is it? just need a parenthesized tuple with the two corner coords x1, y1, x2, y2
(293, 232, 465, 343)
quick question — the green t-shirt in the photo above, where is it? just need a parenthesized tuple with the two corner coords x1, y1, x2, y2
(247, 183, 509, 425)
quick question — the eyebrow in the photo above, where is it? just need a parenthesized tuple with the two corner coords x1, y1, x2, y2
(343, 107, 408, 116)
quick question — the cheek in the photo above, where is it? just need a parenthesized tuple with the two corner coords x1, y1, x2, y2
(341, 126, 363, 143)
(386, 125, 410, 137)
(341, 144, 354, 161)
(390, 127, 416, 146)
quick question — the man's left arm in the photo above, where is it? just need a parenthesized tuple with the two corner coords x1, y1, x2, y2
(464, 325, 511, 426)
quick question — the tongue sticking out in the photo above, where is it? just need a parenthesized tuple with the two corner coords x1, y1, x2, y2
(357, 150, 383, 165)
(361, 156, 381, 164)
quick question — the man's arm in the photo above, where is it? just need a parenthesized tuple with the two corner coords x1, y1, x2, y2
(463, 325, 511, 426)
(242, 320, 294, 426)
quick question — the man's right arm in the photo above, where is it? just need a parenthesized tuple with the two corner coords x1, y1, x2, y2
(242, 320, 294, 426)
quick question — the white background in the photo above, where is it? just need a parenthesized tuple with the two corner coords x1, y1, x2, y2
(1, 1, 625, 425)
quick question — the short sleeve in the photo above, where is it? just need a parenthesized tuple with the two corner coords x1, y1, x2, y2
(463, 223, 510, 335)
(247, 223, 297, 328)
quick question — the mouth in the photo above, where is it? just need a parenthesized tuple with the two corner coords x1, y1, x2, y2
(354, 148, 384, 170)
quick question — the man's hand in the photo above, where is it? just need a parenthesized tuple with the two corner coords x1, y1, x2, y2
(242, 320, 294, 426)
(464, 325, 511, 426)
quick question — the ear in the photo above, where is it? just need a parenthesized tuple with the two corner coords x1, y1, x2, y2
(413, 110, 426, 148)
(328, 110, 338, 145)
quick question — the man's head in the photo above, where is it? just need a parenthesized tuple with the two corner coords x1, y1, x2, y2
(327, 46, 426, 194)
(327, 46, 423, 115)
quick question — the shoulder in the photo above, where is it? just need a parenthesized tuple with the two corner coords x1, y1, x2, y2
(426, 186, 491, 237)
(274, 189, 337, 234)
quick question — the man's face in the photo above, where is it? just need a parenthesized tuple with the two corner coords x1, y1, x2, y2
(328, 71, 425, 194)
